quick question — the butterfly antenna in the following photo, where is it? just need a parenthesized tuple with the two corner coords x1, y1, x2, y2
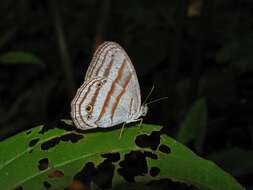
(146, 97, 168, 105)
(143, 84, 155, 105)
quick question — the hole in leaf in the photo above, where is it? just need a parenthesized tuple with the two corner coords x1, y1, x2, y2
(74, 162, 96, 186)
(48, 170, 64, 178)
(39, 120, 76, 134)
(159, 144, 171, 154)
(66, 180, 90, 190)
(135, 131, 161, 150)
(93, 159, 114, 189)
(117, 151, 148, 183)
(150, 167, 160, 177)
(74, 159, 115, 189)
(14, 186, 23, 190)
(60, 133, 84, 143)
(38, 158, 49, 171)
(26, 131, 31, 135)
(29, 138, 39, 147)
(43, 181, 51, 189)
(39, 121, 57, 134)
(101, 152, 120, 162)
(41, 137, 60, 150)
(41, 133, 83, 150)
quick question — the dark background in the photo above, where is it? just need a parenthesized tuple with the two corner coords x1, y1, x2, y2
(0, 0, 252, 189)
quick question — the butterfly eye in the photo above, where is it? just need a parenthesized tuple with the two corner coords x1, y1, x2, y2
(86, 105, 93, 113)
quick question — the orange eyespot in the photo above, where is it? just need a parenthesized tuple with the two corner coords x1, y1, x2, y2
(86, 105, 93, 113)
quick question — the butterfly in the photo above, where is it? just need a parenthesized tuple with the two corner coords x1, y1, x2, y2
(71, 41, 148, 130)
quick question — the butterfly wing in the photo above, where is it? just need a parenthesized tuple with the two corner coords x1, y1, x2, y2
(71, 41, 144, 130)
(71, 76, 134, 129)
(85, 42, 142, 121)
(95, 77, 137, 128)
(71, 77, 104, 130)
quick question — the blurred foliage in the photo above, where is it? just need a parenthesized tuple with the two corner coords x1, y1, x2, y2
(216, 35, 253, 73)
(177, 98, 207, 153)
(0, 51, 41, 65)
(208, 147, 253, 177)
(0, 0, 252, 189)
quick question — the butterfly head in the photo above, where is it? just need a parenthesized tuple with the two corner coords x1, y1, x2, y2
(70, 77, 108, 130)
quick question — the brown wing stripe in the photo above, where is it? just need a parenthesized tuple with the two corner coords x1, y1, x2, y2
(86, 82, 101, 117)
(87, 42, 111, 78)
(103, 56, 115, 77)
(93, 46, 109, 76)
(86, 43, 105, 78)
(89, 43, 116, 78)
(111, 73, 132, 122)
(96, 59, 127, 123)
(87, 56, 115, 117)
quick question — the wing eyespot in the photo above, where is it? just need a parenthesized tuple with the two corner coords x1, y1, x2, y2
(97, 79, 107, 88)
(86, 105, 93, 113)
(97, 82, 102, 88)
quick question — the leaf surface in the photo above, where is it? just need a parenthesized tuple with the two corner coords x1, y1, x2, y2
(0, 122, 244, 190)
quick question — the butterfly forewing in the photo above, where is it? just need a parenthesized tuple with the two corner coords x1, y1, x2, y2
(87, 42, 141, 112)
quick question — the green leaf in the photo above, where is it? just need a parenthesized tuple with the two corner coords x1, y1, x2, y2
(0, 123, 244, 190)
(177, 98, 207, 152)
(208, 148, 253, 176)
(144, 135, 244, 190)
(0, 51, 41, 64)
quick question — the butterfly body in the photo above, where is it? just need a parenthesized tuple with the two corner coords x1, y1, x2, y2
(71, 42, 147, 130)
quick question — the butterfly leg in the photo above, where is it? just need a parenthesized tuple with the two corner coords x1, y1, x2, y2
(138, 118, 143, 127)
(119, 122, 126, 139)
(130, 118, 143, 134)
(129, 117, 143, 127)
(138, 118, 144, 134)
